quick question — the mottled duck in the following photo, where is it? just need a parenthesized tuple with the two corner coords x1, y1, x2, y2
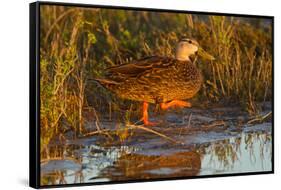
(95, 38, 215, 126)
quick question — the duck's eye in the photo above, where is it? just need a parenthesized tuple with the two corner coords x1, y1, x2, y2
(188, 40, 192, 44)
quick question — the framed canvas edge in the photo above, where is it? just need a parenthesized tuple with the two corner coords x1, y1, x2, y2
(38, 171, 274, 189)
(30, 1, 41, 189)
(29, 1, 275, 188)
(37, 0, 274, 18)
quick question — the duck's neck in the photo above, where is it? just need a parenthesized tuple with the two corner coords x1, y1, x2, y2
(175, 55, 191, 62)
(175, 51, 192, 61)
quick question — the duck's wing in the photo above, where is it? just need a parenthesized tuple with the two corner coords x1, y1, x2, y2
(105, 56, 174, 78)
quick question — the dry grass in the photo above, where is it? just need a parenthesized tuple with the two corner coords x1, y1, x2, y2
(39, 5, 272, 156)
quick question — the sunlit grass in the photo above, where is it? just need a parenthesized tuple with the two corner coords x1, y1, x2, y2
(39, 5, 272, 157)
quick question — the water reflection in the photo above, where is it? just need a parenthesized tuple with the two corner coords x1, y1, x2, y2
(41, 130, 272, 185)
(99, 151, 201, 181)
(199, 133, 272, 175)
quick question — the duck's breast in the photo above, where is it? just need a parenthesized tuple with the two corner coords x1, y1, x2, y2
(162, 62, 203, 101)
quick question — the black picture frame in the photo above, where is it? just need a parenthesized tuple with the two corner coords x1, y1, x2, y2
(30, 1, 274, 188)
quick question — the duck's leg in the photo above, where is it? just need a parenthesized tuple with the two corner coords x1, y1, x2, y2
(142, 101, 158, 126)
(160, 100, 191, 110)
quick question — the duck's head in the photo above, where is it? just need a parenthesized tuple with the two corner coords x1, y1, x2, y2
(175, 38, 215, 61)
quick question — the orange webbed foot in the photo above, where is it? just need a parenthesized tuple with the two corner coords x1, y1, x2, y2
(160, 100, 191, 110)
(143, 119, 159, 126)
(141, 101, 159, 126)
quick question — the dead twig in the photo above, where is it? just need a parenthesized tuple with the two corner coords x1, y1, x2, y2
(83, 129, 110, 137)
(201, 120, 227, 131)
(92, 107, 101, 131)
(127, 124, 183, 145)
(247, 111, 272, 125)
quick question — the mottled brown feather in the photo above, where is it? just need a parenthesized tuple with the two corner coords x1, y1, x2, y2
(96, 56, 203, 104)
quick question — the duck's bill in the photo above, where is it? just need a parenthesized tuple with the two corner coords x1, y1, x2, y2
(197, 47, 215, 61)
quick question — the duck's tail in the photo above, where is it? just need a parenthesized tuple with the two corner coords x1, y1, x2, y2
(88, 78, 120, 89)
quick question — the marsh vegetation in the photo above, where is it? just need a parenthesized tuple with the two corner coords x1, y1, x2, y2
(39, 5, 272, 185)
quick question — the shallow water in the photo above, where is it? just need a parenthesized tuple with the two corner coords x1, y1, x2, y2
(41, 107, 272, 185)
